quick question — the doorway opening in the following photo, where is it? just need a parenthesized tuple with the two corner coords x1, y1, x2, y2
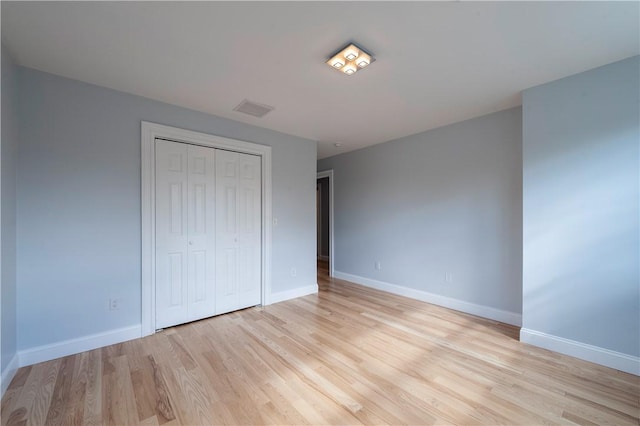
(316, 170, 334, 278)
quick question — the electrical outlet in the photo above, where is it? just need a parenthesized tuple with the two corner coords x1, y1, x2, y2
(375, 261, 382, 270)
(290, 267, 297, 277)
(445, 272, 453, 283)
(109, 298, 121, 311)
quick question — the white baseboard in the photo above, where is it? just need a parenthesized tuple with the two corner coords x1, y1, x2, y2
(270, 284, 318, 304)
(333, 271, 522, 326)
(18, 325, 142, 368)
(317, 255, 329, 261)
(520, 328, 639, 376)
(1, 353, 20, 397)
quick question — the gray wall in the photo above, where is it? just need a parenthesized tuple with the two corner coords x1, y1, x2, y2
(318, 107, 523, 314)
(522, 56, 639, 356)
(318, 177, 329, 258)
(16, 67, 317, 351)
(1, 45, 18, 376)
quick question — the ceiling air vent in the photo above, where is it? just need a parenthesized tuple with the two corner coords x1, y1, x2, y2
(233, 99, 275, 118)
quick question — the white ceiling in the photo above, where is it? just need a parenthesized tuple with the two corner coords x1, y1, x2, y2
(2, 2, 638, 159)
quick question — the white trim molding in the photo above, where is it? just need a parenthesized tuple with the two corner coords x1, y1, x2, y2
(334, 270, 522, 326)
(141, 121, 273, 336)
(270, 284, 318, 305)
(18, 325, 141, 368)
(316, 170, 334, 277)
(520, 328, 640, 376)
(1, 353, 19, 397)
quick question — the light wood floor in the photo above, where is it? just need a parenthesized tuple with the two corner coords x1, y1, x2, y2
(2, 261, 639, 425)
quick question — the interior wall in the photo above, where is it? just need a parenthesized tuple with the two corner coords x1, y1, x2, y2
(522, 56, 639, 358)
(16, 66, 317, 351)
(318, 107, 523, 316)
(1, 45, 19, 381)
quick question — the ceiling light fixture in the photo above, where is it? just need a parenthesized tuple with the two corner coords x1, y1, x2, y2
(326, 43, 375, 76)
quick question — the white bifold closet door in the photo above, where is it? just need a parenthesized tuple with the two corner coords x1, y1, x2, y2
(155, 139, 262, 329)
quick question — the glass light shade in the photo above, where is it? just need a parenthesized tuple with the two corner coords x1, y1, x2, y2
(356, 53, 371, 68)
(343, 63, 357, 75)
(343, 45, 360, 61)
(328, 55, 345, 69)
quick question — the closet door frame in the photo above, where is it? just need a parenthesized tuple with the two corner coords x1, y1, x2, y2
(141, 121, 272, 337)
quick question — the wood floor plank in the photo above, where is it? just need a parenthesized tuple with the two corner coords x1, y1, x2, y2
(7, 367, 31, 391)
(0, 389, 22, 426)
(6, 361, 48, 424)
(82, 350, 102, 426)
(28, 360, 61, 426)
(62, 351, 89, 426)
(44, 355, 76, 426)
(170, 367, 216, 425)
(2, 260, 639, 425)
(146, 355, 176, 424)
(101, 355, 138, 425)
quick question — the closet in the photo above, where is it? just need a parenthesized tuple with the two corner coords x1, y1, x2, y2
(155, 139, 261, 329)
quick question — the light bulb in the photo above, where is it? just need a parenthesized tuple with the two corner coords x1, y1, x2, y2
(356, 52, 371, 68)
(343, 63, 357, 75)
(343, 45, 359, 62)
(327, 55, 345, 69)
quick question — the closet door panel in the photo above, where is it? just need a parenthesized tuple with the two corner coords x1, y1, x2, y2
(238, 154, 262, 307)
(186, 145, 217, 322)
(215, 150, 240, 314)
(155, 140, 189, 328)
(215, 150, 261, 314)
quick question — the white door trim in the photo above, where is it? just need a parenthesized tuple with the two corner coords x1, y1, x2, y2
(141, 121, 272, 337)
(316, 169, 334, 277)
